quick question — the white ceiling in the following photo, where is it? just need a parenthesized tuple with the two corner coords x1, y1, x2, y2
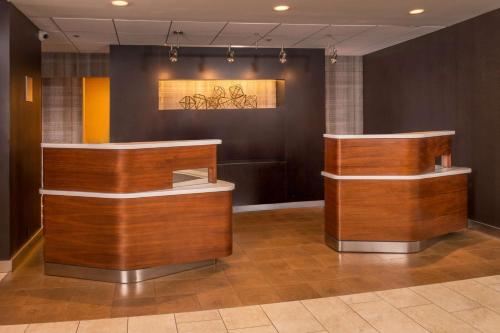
(12, 0, 500, 55)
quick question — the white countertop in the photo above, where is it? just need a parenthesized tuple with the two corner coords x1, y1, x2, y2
(40, 180, 235, 198)
(322, 166, 471, 180)
(324, 131, 455, 139)
(41, 139, 222, 150)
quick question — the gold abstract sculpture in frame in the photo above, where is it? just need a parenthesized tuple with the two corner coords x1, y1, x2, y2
(158, 80, 278, 111)
(179, 84, 258, 110)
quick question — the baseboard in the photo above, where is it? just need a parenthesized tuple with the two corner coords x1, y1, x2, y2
(0, 228, 43, 273)
(233, 200, 324, 213)
(468, 219, 500, 237)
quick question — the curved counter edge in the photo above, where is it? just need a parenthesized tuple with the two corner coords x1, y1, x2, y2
(41, 139, 222, 150)
(40, 180, 235, 198)
(321, 167, 471, 180)
(323, 131, 455, 140)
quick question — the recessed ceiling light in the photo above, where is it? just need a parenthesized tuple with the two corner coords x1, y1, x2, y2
(111, 0, 129, 6)
(409, 8, 425, 15)
(273, 5, 290, 12)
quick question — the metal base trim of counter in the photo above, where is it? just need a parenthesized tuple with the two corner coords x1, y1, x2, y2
(45, 260, 216, 283)
(325, 234, 440, 253)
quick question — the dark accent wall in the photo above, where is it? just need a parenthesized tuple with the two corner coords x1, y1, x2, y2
(0, 0, 10, 260)
(363, 9, 500, 228)
(110, 46, 325, 205)
(0, 0, 42, 260)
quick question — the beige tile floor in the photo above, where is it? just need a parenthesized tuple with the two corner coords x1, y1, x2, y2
(1, 275, 499, 333)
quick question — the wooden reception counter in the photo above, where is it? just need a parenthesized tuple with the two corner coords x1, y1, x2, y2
(322, 131, 471, 253)
(40, 140, 234, 283)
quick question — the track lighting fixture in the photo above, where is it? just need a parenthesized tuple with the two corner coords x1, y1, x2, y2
(226, 44, 235, 63)
(166, 31, 182, 63)
(169, 45, 178, 63)
(279, 44, 287, 64)
(328, 45, 338, 64)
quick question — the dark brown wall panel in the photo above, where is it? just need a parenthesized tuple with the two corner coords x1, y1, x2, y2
(9, 3, 42, 256)
(109, 46, 325, 205)
(0, 1, 41, 260)
(0, 0, 10, 260)
(363, 9, 500, 227)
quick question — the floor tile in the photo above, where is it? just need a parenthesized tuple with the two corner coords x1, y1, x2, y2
(309, 279, 354, 297)
(155, 279, 201, 297)
(410, 284, 479, 312)
(219, 305, 270, 329)
(157, 294, 201, 314)
(376, 288, 430, 308)
(177, 320, 227, 333)
(226, 273, 270, 289)
(272, 283, 320, 302)
(302, 297, 376, 333)
(453, 307, 500, 333)
(402, 304, 478, 333)
(233, 286, 281, 306)
(444, 279, 500, 312)
(474, 275, 500, 286)
(283, 257, 325, 270)
(0, 290, 31, 307)
(0, 325, 28, 333)
(490, 284, 500, 292)
(261, 301, 324, 333)
(128, 314, 176, 333)
(350, 300, 428, 333)
(77, 318, 127, 333)
(228, 326, 277, 333)
(63, 302, 111, 321)
(338, 292, 380, 305)
(26, 321, 79, 333)
(196, 287, 242, 310)
(110, 297, 158, 317)
(175, 310, 221, 323)
(16, 301, 72, 323)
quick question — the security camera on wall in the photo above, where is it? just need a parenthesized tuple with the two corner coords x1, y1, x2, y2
(38, 31, 49, 41)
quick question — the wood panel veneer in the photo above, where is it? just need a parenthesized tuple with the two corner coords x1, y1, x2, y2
(324, 174, 468, 242)
(324, 135, 452, 175)
(43, 145, 217, 193)
(43, 191, 232, 270)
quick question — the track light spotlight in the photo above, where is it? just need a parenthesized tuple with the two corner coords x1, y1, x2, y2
(226, 44, 235, 63)
(328, 45, 338, 64)
(166, 30, 182, 63)
(279, 44, 287, 64)
(169, 45, 178, 63)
